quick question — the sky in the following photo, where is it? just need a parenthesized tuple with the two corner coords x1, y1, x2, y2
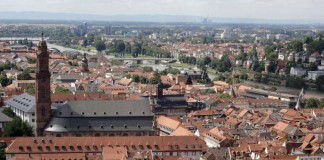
(0, 0, 323, 21)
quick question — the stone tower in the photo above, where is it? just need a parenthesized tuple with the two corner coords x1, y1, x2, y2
(81, 53, 89, 73)
(35, 34, 52, 137)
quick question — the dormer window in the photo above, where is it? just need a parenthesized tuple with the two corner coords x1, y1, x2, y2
(129, 112, 132, 115)
(94, 112, 96, 115)
(77, 146, 82, 151)
(82, 112, 85, 115)
(116, 112, 118, 115)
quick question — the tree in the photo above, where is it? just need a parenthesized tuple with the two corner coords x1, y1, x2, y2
(3, 117, 33, 137)
(267, 61, 277, 73)
(114, 40, 126, 53)
(185, 76, 193, 85)
(55, 86, 72, 93)
(26, 85, 35, 94)
(95, 41, 106, 53)
(143, 66, 153, 73)
(305, 98, 321, 108)
(132, 75, 140, 83)
(219, 93, 230, 98)
(308, 63, 317, 71)
(203, 56, 211, 66)
(2, 107, 15, 118)
(0, 73, 10, 87)
(82, 39, 88, 47)
(125, 42, 132, 54)
(290, 40, 303, 52)
(139, 76, 148, 84)
(17, 70, 32, 80)
(286, 76, 306, 89)
(132, 46, 141, 58)
(217, 54, 232, 72)
(316, 75, 324, 91)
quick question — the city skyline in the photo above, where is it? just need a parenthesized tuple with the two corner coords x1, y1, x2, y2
(0, 0, 323, 22)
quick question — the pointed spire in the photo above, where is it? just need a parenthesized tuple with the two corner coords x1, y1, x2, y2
(295, 97, 301, 110)
(229, 85, 236, 98)
(41, 32, 44, 41)
(38, 32, 47, 53)
(299, 88, 305, 97)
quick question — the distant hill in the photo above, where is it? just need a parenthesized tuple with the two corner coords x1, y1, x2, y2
(0, 11, 321, 24)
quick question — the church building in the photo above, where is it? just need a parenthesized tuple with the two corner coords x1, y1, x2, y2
(34, 36, 158, 137)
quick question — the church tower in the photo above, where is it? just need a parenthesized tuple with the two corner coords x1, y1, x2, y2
(81, 53, 89, 73)
(35, 34, 52, 137)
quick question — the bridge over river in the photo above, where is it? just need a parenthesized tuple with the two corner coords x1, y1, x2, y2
(107, 57, 177, 64)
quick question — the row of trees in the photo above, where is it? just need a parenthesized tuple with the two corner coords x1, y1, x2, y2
(179, 54, 232, 72)
(105, 40, 172, 58)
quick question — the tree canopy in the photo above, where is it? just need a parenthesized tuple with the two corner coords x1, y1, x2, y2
(305, 98, 322, 109)
(95, 41, 106, 53)
(17, 70, 33, 80)
(3, 117, 33, 137)
(55, 86, 72, 93)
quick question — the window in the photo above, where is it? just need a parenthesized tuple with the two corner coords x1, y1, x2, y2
(77, 146, 82, 151)
(32, 119, 35, 122)
(32, 112, 35, 116)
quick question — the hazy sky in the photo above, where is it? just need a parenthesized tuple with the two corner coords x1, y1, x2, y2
(0, 0, 323, 20)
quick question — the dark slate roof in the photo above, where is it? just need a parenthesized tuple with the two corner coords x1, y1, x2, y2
(155, 95, 188, 108)
(45, 117, 153, 132)
(52, 99, 154, 117)
(44, 99, 155, 132)
(4, 93, 35, 112)
(0, 112, 12, 122)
